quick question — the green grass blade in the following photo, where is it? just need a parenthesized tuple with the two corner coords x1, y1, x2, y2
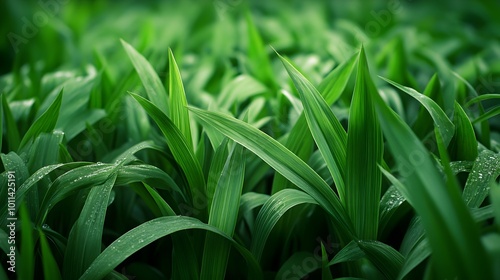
(189, 107, 355, 239)
(277, 52, 347, 202)
(448, 102, 478, 161)
(465, 94, 500, 107)
(19, 89, 63, 149)
(451, 72, 490, 148)
(121, 39, 170, 116)
(132, 184, 198, 280)
(201, 143, 245, 280)
(130, 93, 205, 212)
(378, 185, 407, 238)
(462, 150, 500, 208)
(238, 192, 269, 221)
(472, 106, 500, 124)
(251, 189, 318, 261)
(398, 237, 430, 279)
(80, 216, 262, 280)
(321, 243, 333, 280)
(317, 54, 357, 104)
(18, 203, 35, 280)
(329, 241, 364, 266)
(1, 94, 21, 151)
(27, 131, 64, 174)
(1, 152, 32, 222)
(357, 240, 404, 280)
(0, 95, 3, 151)
(412, 74, 443, 139)
(205, 138, 229, 212)
(36, 164, 115, 225)
(245, 12, 275, 88)
(491, 182, 500, 231)
(63, 174, 117, 280)
(39, 229, 62, 280)
(345, 47, 383, 240)
(272, 56, 356, 194)
(168, 48, 193, 147)
(373, 85, 492, 279)
(379, 76, 455, 147)
(217, 75, 267, 110)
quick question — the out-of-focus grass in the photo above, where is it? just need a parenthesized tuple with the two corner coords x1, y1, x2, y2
(1, 0, 500, 279)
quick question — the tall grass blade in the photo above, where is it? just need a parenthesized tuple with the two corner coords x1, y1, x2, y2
(168, 48, 193, 147)
(449, 102, 478, 161)
(277, 52, 347, 202)
(345, 47, 383, 240)
(373, 83, 492, 279)
(201, 143, 245, 279)
(130, 93, 205, 212)
(19, 89, 63, 149)
(63, 174, 117, 280)
(121, 39, 170, 116)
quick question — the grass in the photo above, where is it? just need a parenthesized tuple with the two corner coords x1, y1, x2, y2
(1, 0, 500, 279)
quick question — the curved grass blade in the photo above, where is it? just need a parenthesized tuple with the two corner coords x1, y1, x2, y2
(379, 76, 455, 147)
(80, 216, 262, 280)
(63, 174, 117, 280)
(168, 48, 192, 147)
(277, 52, 347, 202)
(130, 93, 205, 212)
(345, 47, 383, 240)
(19, 89, 63, 149)
(189, 107, 355, 239)
(251, 189, 318, 261)
(452, 71, 490, 148)
(133, 183, 198, 280)
(36, 164, 115, 225)
(201, 143, 245, 280)
(374, 85, 492, 279)
(121, 39, 170, 116)
(412, 74, 442, 139)
(465, 94, 500, 107)
(472, 106, 500, 124)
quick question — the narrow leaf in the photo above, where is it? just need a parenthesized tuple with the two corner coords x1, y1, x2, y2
(121, 39, 170, 115)
(168, 48, 193, 147)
